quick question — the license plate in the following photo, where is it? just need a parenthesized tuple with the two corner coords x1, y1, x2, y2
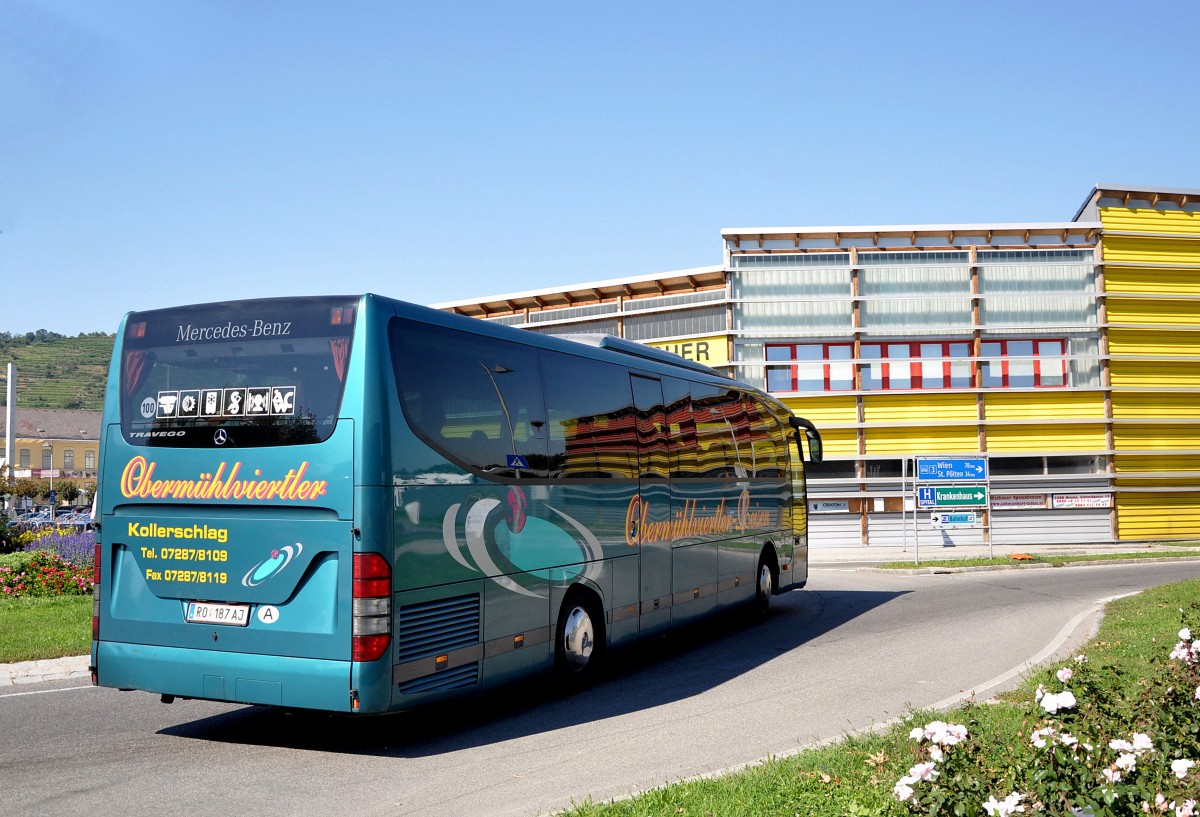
(186, 601, 250, 627)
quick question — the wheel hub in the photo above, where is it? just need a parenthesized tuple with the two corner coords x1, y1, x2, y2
(561, 605, 594, 669)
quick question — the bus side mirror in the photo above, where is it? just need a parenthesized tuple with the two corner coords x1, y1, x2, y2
(804, 428, 823, 464)
(789, 416, 823, 464)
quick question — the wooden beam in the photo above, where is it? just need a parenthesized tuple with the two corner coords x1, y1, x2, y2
(1123, 191, 1132, 206)
(872, 232, 879, 246)
(1151, 192, 1160, 207)
(834, 232, 841, 247)
(1183, 194, 1190, 208)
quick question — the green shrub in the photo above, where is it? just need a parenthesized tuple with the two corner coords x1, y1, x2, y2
(0, 516, 17, 554)
(894, 611, 1200, 815)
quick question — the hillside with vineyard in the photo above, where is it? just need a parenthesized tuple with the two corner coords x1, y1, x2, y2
(0, 332, 115, 411)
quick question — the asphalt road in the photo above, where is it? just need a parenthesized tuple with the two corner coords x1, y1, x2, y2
(4, 561, 1199, 817)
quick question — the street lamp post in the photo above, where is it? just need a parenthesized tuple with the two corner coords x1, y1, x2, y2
(42, 442, 55, 526)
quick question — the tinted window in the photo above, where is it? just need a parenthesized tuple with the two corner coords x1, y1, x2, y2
(631, 375, 670, 480)
(391, 319, 547, 476)
(119, 296, 358, 448)
(746, 396, 787, 477)
(542, 352, 636, 479)
(692, 383, 742, 477)
(663, 377, 696, 478)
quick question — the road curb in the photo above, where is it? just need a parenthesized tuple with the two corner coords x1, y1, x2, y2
(0, 655, 90, 687)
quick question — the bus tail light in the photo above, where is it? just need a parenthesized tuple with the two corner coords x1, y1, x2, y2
(92, 543, 102, 641)
(352, 552, 391, 662)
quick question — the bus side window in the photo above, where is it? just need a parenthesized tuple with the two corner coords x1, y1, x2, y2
(692, 384, 740, 478)
(541, 352, 636, 479)
(391, 319, 548, 475)
(662, 377, 696, 478)
(630, 375, 670, 481)
(746, 397, 786, 478)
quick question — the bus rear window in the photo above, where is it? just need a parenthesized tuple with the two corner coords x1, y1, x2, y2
(119, 296, 358, 448)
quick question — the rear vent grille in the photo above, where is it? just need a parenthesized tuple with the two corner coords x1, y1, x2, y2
(395, 594, 480, 664)
(398, 663, 479, 695)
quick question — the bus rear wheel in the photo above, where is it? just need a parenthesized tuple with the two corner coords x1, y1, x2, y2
(555, 592, 604, 687)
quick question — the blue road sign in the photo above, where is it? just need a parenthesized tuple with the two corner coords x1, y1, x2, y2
(506, 454, 530, 470)
(931, 512, 979, 528)
(917, 486, 989, 508)
(916, 457, 988, 482)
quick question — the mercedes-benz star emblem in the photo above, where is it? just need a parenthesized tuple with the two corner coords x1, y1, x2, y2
(214, 429, 228, 446)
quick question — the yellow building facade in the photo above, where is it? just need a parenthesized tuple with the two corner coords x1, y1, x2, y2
(437, 185, 1199, 548)
(1086, 189, 1200, 539)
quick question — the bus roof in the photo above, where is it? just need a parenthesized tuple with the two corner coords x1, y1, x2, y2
(553, 334, 732, 380)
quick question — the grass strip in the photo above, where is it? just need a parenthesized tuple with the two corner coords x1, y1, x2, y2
(561, 579, 1200, 816)
(876, 549, 1200, 571)
(0, 595, 92, 664)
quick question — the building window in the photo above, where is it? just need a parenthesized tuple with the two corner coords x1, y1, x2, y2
(85, 450, 96, 470)
(765, 339, 1068, 393)
(63, 450, 75, 470)
(860, 341, 974, 390)
(19, 449, 29, 468)
(766, 343, 854, 392)
(990, 456, 1045, 476)
(42, 448, 52, 470)
(980, 339, 1067, 388)
(806, 459, 857, 479)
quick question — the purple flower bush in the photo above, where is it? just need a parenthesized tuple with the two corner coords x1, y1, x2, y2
(23, 529, 95, 566)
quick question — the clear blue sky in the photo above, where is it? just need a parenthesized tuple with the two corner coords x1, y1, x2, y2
(4, 1, 1198, 335)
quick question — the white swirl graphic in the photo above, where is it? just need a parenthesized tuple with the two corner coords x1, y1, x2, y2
(242, 542, 304, 587)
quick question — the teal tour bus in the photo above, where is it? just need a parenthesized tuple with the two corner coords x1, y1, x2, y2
(91, 294, 822, 714)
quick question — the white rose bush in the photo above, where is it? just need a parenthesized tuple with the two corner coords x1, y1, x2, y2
(893, 617, 1199, 816)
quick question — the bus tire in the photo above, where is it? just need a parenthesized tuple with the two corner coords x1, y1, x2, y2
(554, 590, 604, 688)
(754, 548, 777, 618)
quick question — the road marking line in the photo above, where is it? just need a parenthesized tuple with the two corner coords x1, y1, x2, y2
(926, 592, 1133, 712)
(638, 592, 1139, 796)
(0, 684, 97, 699)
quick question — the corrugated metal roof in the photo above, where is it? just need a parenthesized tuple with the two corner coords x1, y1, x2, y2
(720, 221, 1093, 238)
(432, 264, 726, 319)
(1073, 184, 1200, 222)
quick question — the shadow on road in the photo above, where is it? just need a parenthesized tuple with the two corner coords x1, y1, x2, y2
(158, 586, 906, 756)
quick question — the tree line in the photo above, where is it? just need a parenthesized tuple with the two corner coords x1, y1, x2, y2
(0, 330, 114, 347)
(3, 476, 94, 507)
